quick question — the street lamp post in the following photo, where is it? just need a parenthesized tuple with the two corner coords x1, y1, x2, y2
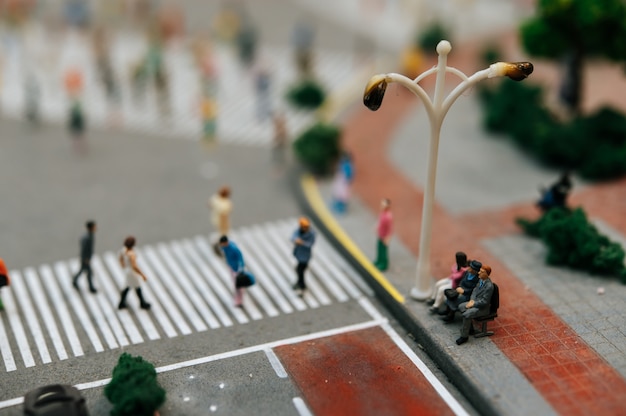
(363, 40, 533, 300)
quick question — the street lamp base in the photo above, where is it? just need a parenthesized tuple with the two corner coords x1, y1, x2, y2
(409, 287, 431, 301)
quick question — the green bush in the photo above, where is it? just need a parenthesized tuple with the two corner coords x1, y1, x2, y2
(105, 353, 166, 416)
(517, 207, 626, 279)
(293, 122, 341, 176)
(286, 79, 326, 110)
(418, 22, 451, 52)
(479, 80, 626, 180)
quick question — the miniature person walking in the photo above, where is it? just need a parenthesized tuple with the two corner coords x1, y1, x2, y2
(219, 235, 246, 307)
(373, 198, 393, 271)
(209, 186, 233, 256)
(118, 236, 151, 310)
(72, 220, 97, 293)
(331, 152, 354, 213)
(0, 258, 11, 311)
(291, 217, 316, 295)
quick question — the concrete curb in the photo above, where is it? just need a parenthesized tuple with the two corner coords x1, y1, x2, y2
(290, 166, 503, 416)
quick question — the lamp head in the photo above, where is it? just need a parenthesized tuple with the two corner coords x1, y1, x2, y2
(363, 74, 388, 111)
(503, 62, 534, 81)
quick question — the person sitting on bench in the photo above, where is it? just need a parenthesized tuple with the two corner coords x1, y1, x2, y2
(455, 265, 495, 345)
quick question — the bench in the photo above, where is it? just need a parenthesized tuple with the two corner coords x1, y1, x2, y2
(473, 282, 499, 338)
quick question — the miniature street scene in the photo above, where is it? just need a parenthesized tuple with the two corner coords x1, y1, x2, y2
(1, 0, 626, 415)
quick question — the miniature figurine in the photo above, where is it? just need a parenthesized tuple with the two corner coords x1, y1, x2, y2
(373, 198, 393, 271)
(209, 186, 233, 256)
(331, 152, 354, 214)
(72, 220, 97, 293)
(456, 265, 494, 345)
(428, 252, 468, 314)
(218, 235, 247, 307)
(118, 236, 151, 310)
(441, 260, 482, 322)
(537, 171, 572, 212)
(291, 217, 316, 296)
(272, 111, 288, 163)
(0, 257, 11, 311)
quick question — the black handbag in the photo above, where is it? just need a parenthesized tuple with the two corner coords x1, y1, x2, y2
(444, 288, 459, 300)
(235, 271, 255, 288)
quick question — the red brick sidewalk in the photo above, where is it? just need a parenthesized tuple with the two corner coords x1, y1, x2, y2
(341, 32, 626, 415)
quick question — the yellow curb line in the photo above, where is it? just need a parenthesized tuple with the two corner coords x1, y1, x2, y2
(301, 174, 405, 304)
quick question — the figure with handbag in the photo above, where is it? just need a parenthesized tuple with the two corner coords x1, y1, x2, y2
(427, 252, 468, 314)
(219, 235, 249, 307)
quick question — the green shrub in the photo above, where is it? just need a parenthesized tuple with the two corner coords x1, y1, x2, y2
(418, 22, 451, 52)
(105, 353, 166, 416)
(293, 122, 341, 176)
(286, 79, 326, 110)
(479, 80, 626, 180)
(517, 207, 626, 279)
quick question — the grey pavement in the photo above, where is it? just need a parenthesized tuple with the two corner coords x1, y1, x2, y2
(306, 91, 626, 415)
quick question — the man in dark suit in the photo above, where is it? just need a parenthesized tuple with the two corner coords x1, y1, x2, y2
(456, 265, 494, 345)
(72, 220, 97, 293)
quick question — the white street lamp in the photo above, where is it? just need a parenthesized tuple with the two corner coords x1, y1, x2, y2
(363, 40, 533, 300)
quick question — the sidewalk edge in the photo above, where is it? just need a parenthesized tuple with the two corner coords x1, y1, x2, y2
(291, 167, 503, 416)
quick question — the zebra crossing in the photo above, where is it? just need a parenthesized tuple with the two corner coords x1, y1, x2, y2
(0, 219, 373, 372)
(0, 26, 363, 146)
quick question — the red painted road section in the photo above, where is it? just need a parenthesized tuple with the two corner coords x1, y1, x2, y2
(275, 326, 456, 416)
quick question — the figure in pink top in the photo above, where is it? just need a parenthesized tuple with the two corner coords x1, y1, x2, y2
(373, 198, 392, 271)
(427, 251, 469, 314)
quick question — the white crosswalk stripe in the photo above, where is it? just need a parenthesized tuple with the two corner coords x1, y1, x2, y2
(0, 27, 360, 146)
(0, 218, 369, 372)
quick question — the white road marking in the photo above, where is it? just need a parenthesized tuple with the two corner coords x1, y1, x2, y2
(2, 283, 35, 367)
(264, 348, 288, 378)
(293, 397, 313, 416)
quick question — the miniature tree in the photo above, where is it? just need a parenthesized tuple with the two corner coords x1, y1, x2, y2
(520, 0, 626, 116)
(105, 353, 166, 416)
(293, 122, 341, 176)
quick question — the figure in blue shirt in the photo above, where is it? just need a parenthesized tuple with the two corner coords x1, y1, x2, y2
(291, 217, 316, 295)
(219, 235, 246, 307)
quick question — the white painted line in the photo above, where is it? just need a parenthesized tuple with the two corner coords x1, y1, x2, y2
(380, 322, 470, 416)
(270, 222, 332, 305)
(0, 312, 16, 371)
(23, 268, 68, 361)
(136, 248, 192, 336)
(0, 318, 386, 409)
(170, 241, 232, 328)
(190, 237, 251, 323)
(240, 229, 297, 313)
(144, 246, 204, 333)
(181, 239, 248, 324)
(317, 238, 375, 296)
(230, 231, 284, 317)
(293, 397, 313, 416)
(157, 243, 218, 330)
(67, 259, 118, 350)
(2, 286, 35, 367)
(314, 246, 363, 299)
(246, 226, 309, 311)
(39, 265, 84, 357)
(10, 270, 52, 364)
(261, 221, 326, 307)
(264, 348, 288, 378)
(91, 256, 144, 344)
(358, 297, 385, 321)
(53, 262, 104, 353)
(103, 252, 165, 340)
(308, 257, 350, 302)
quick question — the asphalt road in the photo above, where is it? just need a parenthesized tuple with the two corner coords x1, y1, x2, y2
(0, 2, 478, 414)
